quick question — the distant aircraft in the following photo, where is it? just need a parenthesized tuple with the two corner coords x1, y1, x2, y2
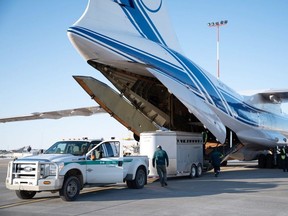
(2, 0, 288, 167)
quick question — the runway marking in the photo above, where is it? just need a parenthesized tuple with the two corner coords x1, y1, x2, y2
(0, 180, 156, 209)
(0, 185, 127, 209)
(0, 197, 53, 209)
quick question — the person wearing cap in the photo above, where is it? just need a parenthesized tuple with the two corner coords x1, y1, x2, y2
(152, 145, 169, 187)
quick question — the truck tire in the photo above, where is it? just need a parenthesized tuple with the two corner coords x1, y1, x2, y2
(189, 164, 197, 178)
(59, 176, 80, 201)
(15, 190, 36, 199)
(132, 168, 146, 189)
(196, 163, 202, 177)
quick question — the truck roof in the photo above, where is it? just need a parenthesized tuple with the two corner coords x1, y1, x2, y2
(60, 138, 104, 142)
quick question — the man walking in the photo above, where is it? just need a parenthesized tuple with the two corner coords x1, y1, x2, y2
(211, 148, 223, 177)
(152, 145, 169, 187)
(279, 146, 288, 172)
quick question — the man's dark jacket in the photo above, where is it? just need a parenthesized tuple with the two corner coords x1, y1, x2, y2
(153, 149, 169, 167)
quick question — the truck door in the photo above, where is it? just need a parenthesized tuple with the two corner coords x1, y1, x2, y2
(86, 142, 123, 183)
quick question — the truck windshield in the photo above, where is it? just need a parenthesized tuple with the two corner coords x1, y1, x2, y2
(45, 141, 90, 156)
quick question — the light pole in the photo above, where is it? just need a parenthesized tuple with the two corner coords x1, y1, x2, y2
(208, 20, 228, 79)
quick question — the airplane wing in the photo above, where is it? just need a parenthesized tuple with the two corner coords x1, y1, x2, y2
(0, 106, 105, 123)
(243, 89, 288, 104)
(258, 89, 288, 103)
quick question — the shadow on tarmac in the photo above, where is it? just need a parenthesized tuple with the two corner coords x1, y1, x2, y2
(71, 166, 286, 202)
(2, 159, 286, 203)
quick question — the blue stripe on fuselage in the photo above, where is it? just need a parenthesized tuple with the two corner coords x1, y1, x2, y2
(68, 26, 278, 127)
(115, 1, 229, 114)
(117, 0, 166, 45)
(169, 50, 228, 114)
(221, 90, 259, 126)
(68, 26, 201, 95)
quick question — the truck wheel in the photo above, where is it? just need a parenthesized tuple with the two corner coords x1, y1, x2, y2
(59, 176, 80, 201)
(196, 163, 202, 177)
(15, 190, 36, 199)
(132, 168, 146, 189)
(189, 164, 197, 178)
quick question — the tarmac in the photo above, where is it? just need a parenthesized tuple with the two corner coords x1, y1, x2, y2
(1, 158, 288, 216)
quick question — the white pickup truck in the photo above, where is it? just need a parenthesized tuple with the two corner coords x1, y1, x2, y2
(6, 138, 149, 201)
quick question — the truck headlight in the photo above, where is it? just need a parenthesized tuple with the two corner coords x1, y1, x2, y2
(49, 164, 57, 176)
(40, 162, 64, 178)
(49, 162, 64, 175)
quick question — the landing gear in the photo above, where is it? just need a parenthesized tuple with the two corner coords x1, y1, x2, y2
(258, 153, 275, 168)
(258, 154, 266, 168)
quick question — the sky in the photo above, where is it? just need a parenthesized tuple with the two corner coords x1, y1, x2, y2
(1, 0, 288, 150)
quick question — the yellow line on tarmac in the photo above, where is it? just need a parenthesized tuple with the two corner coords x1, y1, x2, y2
(147, 177, 158, 183)
(0, 182, 154, 209)
(81, 185, 121, 194)
(0, 197, 52, 209)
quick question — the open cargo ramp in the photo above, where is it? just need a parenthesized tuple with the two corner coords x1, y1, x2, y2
(73, 76, 160, 137)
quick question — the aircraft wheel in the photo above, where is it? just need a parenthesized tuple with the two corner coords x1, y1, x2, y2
(266, 154, 274, 168)
(258, 154, 266, 168)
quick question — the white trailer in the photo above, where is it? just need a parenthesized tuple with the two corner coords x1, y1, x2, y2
(140, 131, 203, 178)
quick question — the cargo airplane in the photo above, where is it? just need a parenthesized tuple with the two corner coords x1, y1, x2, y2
(1, 0, 288, 167)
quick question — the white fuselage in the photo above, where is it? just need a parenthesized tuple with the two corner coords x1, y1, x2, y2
(68, 0, 288, 157)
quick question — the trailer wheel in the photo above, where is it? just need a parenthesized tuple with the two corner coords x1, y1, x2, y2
(189, 164, 197, 178)
(196, 163, 202, 177)
(132, 167, 146, 189)
(59, 176, 80, 201)
(15, 190, 36, 199)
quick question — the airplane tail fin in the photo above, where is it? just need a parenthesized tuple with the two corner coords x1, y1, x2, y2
(72, 0, 182, 53)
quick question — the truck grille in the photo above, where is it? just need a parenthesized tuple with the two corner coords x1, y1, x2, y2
(6, 160, 59, 188)
(10, 161, 40, 181)
(8, 161, 56, 181)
